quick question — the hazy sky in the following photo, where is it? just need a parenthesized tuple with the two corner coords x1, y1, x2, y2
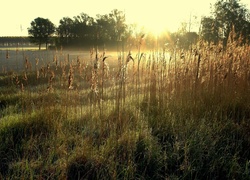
(1, 0, 249, 36)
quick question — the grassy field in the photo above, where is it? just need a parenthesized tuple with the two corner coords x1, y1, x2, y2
(0, 39, 250, 179)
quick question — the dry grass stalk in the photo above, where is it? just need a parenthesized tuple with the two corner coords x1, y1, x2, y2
(68, 70, 74, 90)
(47, 71, 55, 92)
(25, 57, 32, 71)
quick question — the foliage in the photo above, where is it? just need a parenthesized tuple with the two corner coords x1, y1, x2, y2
(201, 0, 250, 46)
(200, 16, 220, 44)
(57, 17, 75, 46)
(56, 9, 128, 48)
(28, 17, 56, 50)
(214, 0, 250, 45)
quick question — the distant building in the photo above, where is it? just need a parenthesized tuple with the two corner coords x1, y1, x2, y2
(0, 36, 32, 47)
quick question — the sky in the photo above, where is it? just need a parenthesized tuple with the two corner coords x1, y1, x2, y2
(0, 0, 249, 36)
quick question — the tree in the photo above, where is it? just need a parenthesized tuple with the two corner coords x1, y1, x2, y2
(95, 14, 112, 43)
(57, 17, 74, 46)
(28, 17, 56, 50)
(72, 13, 95, 44)
(213, 0, 250, 45)
(172, 22, 198, 49)
(96, 9, 128, 44)
(109, 9, 127, 42)
(200, 17, 220, 44)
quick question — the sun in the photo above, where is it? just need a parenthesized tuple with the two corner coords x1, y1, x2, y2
(125, 3, 180, 37)
(145, 21, 169, 36)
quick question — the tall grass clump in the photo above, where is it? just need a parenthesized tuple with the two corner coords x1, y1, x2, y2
(139, 35, 250, 179)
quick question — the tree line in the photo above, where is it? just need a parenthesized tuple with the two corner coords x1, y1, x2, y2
(25, 0, 250, 50)
(28, 9, 130, 50)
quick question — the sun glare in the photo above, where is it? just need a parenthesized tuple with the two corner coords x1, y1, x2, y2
(145, 22, 169, 36)
(125, 2, 183, 36)
(137, 15, 178, 37)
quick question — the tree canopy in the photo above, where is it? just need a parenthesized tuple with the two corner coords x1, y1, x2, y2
(201, 0, 250, 46)
(56, 9, 128, 48)
(28, 17, 56, 50)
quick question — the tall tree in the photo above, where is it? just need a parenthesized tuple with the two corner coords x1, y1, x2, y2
(109, 9, 127, 42)
(96, 9, 128, 43)
(172, 22, 198, 49)
(95, 14, 112, 42)
(200, 17, 220, 44)
(72, 13, 94, 42)
(28, 17, 55, 50)
(57, 17, 74, 46)
(213, 0, 250, 45)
